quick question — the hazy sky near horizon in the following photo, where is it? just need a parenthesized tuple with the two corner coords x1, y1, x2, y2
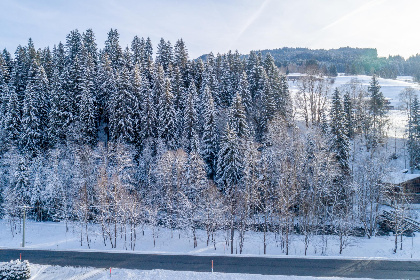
(1, 0, 419, 58)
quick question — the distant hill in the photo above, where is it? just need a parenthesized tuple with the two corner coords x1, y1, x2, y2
(198, 47, 420, 80)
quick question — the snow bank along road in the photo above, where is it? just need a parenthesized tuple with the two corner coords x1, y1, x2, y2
(1, 249, 420, 279)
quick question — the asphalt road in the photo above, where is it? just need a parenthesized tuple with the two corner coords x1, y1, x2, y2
(0, 249, 419, 279)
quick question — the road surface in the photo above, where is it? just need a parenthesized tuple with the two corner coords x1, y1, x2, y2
(0, 249, 419, 278)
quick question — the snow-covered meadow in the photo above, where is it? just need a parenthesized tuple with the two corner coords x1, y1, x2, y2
(0, 262, 383, 280)
(1, 220, 420, 260)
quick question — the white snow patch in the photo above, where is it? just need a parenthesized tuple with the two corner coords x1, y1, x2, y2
(21, 264, 387, 280)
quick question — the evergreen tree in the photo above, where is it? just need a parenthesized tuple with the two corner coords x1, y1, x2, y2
(366, 75, 388, 149)
(343, 90, 353, 139)
(228, 92, 249, 139)
(140, 75, 157, 143)
(104, 29, 123, 69)
(53, 42, 66, 75)
(182, 82, 198, 152)
(78, 72, 97, 146)
(65, 30, 83, 64)
(217, 55, 233, 107)
(142, 37, 154, 82)
(97, 54, 117, 136)
(63, 55, 84, 123)
(20, 62, 49, 155)
(13, 45, 31, 109)
(109, 66, 135, 143)
(174, 39, 189, 86)
(131, 35, 144, 66)
(158, 78, 176, 149)
(48, 69, 68, 145)
(408, 95, 420, 170)
(216, 123, 244, 254)
(279, 75, 291, 118)
(82, 29, 98, 64)
(216, 123, 244, 194)
(4, 80, 20, 146)
(238, 72, 251, 118)
(156, 38, 173, 72)
(132, 64, 143, 146)
(200, 85, 218, 178)
(329, 88, 350, 172)
(9, 157, 31, 210)
(40, 47, 54, 80)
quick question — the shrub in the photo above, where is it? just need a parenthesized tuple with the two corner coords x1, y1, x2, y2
(0, 260, 31, 280)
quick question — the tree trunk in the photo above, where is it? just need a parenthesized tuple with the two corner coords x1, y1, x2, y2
(230, 224, 234, 254)
(264, 214, 267, 255)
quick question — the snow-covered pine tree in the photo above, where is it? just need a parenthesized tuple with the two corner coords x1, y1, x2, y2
(13, 45, 31, 110)
(366, 75, 388, 149)
(182, 82, 198, 153)
(131, 35, 144, 67)
(140, 74, 157, 146)
(200, 85, 218, 179)
(182, 132, 207, 247)
(141, 37, 154, 83)
(65, 29, 83, 64)
(82, 29, 98, 65)
(4, 156, 31, 218)
(104, 29, 123, 70)
(52, 42, 66, 75)
(343, 89, 354, 139)
(97, 53, 117, 141)
(48, 68, 66, 146)
(20, 61, 49, 155)
(63, 55, 84, 125)
(203, 52, 219, 98)
(329, 88, 350, 172)
(158, 78, 176, 150)
(109, 65, 135, 143)
(217, 55, 233, 108)
(156, 38, 173, 72)
(40, 47, 54, 80)
(408, 95, 420, 170)
(238, 72, 251, 119)
(228, 92, 249, 139)
(78, 71, 97, 146)
(174, 39, 189, 87)
(4, 81, 21, 146)
(216, 123, 244, 254)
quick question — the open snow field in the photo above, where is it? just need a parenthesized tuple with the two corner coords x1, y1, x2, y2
(0, 263, 383, 280)
(288, 74, 420, 108)
(1, 220, 420, 261)
(333, 75, 420, 108)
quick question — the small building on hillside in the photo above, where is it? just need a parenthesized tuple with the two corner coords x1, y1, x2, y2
(383, 172, 420, 203)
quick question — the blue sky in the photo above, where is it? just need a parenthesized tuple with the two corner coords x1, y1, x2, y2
(1, 0, 420, 58)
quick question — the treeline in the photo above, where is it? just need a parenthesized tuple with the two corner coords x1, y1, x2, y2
(0, 28, 409, 255)
(216, 47, 420, 80)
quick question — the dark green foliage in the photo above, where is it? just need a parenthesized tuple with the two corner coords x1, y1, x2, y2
(329, 88, 350, 172)
(366, 75, 388, 149)
(408, 95, 420, 170)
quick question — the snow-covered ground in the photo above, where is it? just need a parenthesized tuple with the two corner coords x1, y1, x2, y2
(1, 220, 420, 261)
(288, 74, 420, 109)
(332, 75, 420, 108)
(0, 263, 383, 280)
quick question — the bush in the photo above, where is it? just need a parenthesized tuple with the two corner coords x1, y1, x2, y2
(0, 260, 31, 280)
